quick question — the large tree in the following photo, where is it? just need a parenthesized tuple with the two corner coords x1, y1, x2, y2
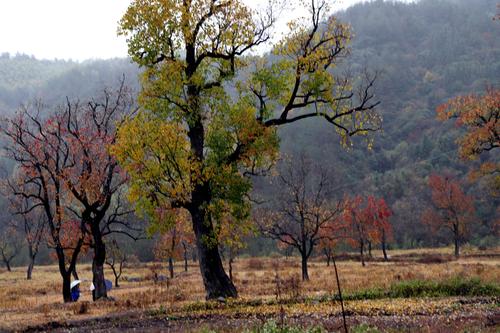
(437, 88, 500, 194)
(2, 102, 87, 301)
(55, 86, 138, 300)
(2, 85, 138, 301)
(116, 0, 381, 298)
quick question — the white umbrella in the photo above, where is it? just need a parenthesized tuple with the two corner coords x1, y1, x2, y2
(90, 280, 113, 292)
(70, 280, 81, 289)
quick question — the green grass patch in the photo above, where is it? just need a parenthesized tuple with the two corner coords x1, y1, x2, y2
(339, 277, 500, 300)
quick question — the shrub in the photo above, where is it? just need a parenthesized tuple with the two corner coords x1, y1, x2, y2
(416, 254, 452, 264)
(247, 258, 264, 270)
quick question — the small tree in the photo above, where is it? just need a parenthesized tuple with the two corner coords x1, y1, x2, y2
(367, 197, 393, 261)
(258, 157, 342, 281)
(318, 237, 336, 266)
(153, 209, 192, 278)
(105, 239, 127, 288)
(6, 193, 46, 279)
(0, 228, 21, 272)
(342, 195, 392, 266)
(218, 212, 254, 282)
(421, 174, 476, 257)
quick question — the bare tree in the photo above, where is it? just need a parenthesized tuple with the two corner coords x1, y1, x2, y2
(105, 239, 127, 288)
(258, 156, 342, 281)
(0, 228, 22, 272)
(5, 191, 46, 279)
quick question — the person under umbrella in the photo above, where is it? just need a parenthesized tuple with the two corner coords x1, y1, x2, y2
(70, 280, 81, 302)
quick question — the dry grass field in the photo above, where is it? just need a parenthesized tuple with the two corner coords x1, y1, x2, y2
(0, 247, 499, 332)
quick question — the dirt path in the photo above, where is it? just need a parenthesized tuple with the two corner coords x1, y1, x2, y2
(21, 308, 500, 333)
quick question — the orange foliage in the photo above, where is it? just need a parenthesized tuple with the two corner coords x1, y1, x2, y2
(437, 88, 500, 193)
(421, 174, 476, 256)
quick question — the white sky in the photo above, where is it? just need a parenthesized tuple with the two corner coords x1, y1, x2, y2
(0, 0, 395, 62)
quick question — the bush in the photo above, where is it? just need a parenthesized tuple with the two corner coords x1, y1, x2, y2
(416, 254, 452, 264)
(247, 258, 264, 270)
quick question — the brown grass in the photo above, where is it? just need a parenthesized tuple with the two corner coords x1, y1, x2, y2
(0, 246, 498, 331)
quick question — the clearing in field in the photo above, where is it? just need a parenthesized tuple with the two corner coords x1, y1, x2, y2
(0, 248, 499, 332)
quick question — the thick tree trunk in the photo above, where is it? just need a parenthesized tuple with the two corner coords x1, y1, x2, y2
(382, 241, 388, 261)
(62, 273, 72, 302)
(191, 205, 237, 299)
(5, 259, 11, 272)
(301, 253, 309, 281)
(27, 244, 38, 279)
(91, 223, 107, 300)
(454, 237, 460, 257)
(27, 257, 35, 280)
(168, 257, 174, 278)
(183, 244, 188, 272)
(185, 69, 237, 299)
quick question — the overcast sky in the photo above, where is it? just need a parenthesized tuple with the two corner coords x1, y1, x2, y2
(0, 0, 403, 61)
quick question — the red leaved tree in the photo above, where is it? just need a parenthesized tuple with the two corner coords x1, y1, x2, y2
(2, 102, 87, 302)
(2, 83, 139, 301)
(342, 195, 393, 266)
(421, 174, 476, 257)
(366, 197, 393, 261)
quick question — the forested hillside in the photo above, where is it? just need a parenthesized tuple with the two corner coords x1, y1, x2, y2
(0, 0, 498, 262)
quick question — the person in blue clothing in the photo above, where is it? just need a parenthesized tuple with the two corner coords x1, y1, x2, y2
(70, 280, 81, 302)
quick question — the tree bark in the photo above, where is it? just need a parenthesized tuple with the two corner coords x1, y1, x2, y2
(454, 237, 460, 257)
(381, 230, 388, 261)
(183, 244, 188, 272)
(360, 240, 366, 267)
(301, 253, 309, 281)
(62, 273, 72, 302)
(91, 222, 108, 300)
(367, 240, 372, 258)
(190, 204, 237, 299)
(382, 241, 388, 261)
(168, 257, 174, 278)
(27, 256, 35, 280)
(4, 259, 11, 272)
(229, 256, 234, 282)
